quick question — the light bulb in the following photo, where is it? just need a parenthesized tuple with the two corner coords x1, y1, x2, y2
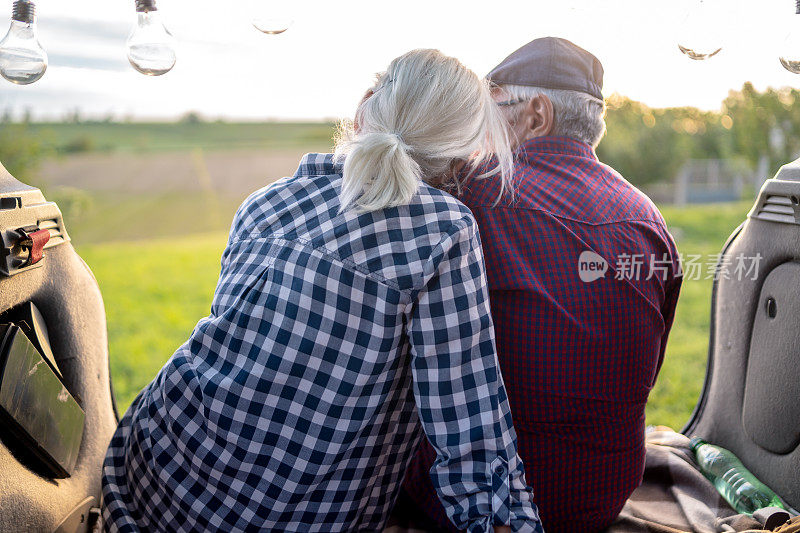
(126, 0, 176, 76)
(0, 0, 47, 85)
(779, 0, 800, 74)
(677, 0, 724, 61)
(252, 2, 293, 34)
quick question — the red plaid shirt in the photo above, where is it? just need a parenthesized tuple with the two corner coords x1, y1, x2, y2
(402, 137, 682, 533)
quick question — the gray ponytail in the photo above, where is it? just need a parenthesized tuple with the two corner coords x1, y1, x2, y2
(336, 49, 513, 212)
(338, 131, 421, 212)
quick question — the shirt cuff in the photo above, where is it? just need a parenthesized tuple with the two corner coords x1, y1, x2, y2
(462, 457, 543, 533)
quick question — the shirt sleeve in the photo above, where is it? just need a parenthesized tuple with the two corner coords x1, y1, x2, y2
(406, 217, 543, 533)
(654, 236, 683, 380)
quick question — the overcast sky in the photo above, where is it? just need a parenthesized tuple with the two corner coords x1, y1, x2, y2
(0, 0, 799, 120)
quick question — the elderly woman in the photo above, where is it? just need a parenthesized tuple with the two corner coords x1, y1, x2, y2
(101, 49, 542, 533)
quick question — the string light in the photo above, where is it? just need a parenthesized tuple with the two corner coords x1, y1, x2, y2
(127, 0, 176, 76)
(779, 0, 800, 74)
(0, 0, 47, 85)
(678, 0, 724, 61)
(252, 1, 293, 34)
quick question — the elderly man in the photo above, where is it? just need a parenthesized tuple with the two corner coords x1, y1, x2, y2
(399, 37, 682, 533)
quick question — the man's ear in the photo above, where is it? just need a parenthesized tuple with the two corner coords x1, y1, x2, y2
(523, 94, 555, 138)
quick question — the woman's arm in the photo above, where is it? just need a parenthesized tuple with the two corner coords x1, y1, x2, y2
(407, 218, 543, 533)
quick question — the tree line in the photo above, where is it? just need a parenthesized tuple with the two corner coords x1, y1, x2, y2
(597, 83, 800, 186)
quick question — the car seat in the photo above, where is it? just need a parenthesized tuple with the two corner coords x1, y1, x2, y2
(0, 162, 117, 532)
(683, 157, 800, 511)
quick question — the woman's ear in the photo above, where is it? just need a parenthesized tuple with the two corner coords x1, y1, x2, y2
(524, 94, 555, 138)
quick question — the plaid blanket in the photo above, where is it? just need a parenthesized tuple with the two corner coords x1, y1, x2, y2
(608, 429, 766, 533)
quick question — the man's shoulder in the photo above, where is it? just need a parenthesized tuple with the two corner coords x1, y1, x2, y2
(593, 161, 667, 225)
(460, 155, 666, 229)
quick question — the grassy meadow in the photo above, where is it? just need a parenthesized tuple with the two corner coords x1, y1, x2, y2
(78, 234, 228, 408)
(646, 202, 750, 428)
(19, 120, 754, 429)
(28, 121, 337, 154)
(75, 198, 753, 430)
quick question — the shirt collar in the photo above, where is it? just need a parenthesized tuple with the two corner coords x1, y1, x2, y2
(516, 136, 597, 160)
(294, 153, 343, 177)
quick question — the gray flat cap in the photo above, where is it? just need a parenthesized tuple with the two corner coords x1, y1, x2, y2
(487, 37, 604, 100)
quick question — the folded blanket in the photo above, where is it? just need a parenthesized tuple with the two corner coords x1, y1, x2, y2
(608, 429, 764, 533)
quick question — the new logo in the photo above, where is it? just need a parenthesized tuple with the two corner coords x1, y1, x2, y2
(578, 251, 608, 283)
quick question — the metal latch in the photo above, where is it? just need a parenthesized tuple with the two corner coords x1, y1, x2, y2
(1, 224, 51, 276)
(16, 225, 50, 267)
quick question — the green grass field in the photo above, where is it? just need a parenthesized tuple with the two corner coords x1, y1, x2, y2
(76, 200, 753, 429)
(78, 233, 227, 407)
(27, 121, 337, 154)
(646, 202, 750, 429)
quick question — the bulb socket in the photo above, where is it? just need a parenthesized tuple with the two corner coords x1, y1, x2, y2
(796, 0, 800, 14)
(135, 0, 157, 13)
(11, 0, 35, 24)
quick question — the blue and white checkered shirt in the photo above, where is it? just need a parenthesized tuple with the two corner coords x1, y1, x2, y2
(102, 153, 542, 532)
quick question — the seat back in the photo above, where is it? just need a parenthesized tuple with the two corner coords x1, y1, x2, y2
(684, 158, 800, 510)
(0, 163, 117, 532)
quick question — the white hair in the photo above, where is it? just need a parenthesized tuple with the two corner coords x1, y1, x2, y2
(335, 49, 513, 212)
(497, 84, 607, 148)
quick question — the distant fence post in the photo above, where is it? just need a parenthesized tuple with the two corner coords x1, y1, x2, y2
(674, 164, 689, 207)
(755, 155, 769, 191)
(673, 158, 749, 204)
